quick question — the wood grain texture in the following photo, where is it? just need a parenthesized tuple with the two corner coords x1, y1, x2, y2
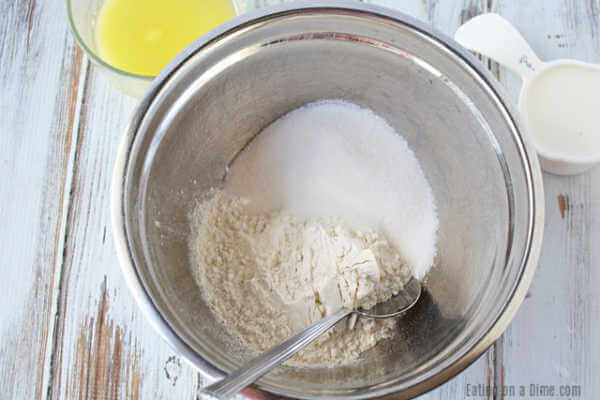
(0, 1, 86, 398)
(484, 1, 600, 398)
(47, 66, 199, 399)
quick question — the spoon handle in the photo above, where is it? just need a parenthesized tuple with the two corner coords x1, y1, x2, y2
(199, 307, 353, 399)
(454, 13, 542, 81)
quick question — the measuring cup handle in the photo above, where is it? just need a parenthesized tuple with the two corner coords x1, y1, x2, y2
(454, 13, 542, 81)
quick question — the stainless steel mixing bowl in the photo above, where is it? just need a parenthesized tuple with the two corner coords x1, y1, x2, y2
(111, 2, 544, 398)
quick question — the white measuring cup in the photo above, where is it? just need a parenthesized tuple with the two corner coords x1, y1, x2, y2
(455, 13, 600, 175)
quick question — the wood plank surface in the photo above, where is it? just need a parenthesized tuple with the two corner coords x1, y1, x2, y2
(0, 1, 85, 398)
(47, 62, 199, 399)
(1, 0, 598, 399)
(487, 1, 600, 398)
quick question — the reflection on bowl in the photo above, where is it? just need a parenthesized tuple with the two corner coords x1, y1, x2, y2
(111, 2, 544, 399)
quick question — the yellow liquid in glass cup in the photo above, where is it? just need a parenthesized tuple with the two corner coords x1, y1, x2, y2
(96, 0, 235, 77)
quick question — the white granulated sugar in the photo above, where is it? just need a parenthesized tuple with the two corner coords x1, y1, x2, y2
(227, 100, 437, 279)
(190, 100, 438, 366)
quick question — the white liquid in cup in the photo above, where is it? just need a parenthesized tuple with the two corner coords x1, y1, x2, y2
(525, 65, 600, 158)
(455, 13, 600, 175)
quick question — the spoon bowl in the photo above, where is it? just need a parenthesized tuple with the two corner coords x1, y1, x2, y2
(357, 277, 422, 319)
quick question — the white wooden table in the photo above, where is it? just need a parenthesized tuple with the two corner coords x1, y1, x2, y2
(1, 0, 598, 398)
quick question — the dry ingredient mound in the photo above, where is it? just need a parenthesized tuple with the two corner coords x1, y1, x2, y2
(190, 100, 438, 366)
(191, 191, 412, 366)
(227, 100, 438, 279)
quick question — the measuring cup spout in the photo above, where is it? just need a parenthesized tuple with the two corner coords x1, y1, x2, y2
(455, 13, 542, 81)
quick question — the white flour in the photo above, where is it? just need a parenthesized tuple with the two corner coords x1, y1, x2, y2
(190, 100, 438, 366)
(191, 191, 411, 365)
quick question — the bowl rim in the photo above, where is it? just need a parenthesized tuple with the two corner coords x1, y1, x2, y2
(110, 2, 545, 399)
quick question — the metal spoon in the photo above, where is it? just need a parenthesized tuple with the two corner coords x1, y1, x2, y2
(198, 277, 422, 399)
